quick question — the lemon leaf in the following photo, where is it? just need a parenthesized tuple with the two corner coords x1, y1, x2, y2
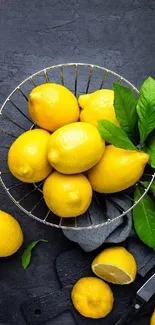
(140, 181, 155, 197)
(143, 130, 155, 168)
(113, 83, 138, 142)
(21, 239, 48, 269)
(133, 185, 155, 249)
(98, 120, 136, 150)
(136, 77, 155, 145)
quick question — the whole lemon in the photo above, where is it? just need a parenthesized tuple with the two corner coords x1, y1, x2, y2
(48, 122, 105, 174)
(28, 83, 80, 132)
(0, 210, 23, 257)
(71, 277, 114, 319)
(92, 247, 137, 285)
(79, 89, 119, 128)
(150, 310, 155, 325)
(8, 129, 52, 183)
(43, 171, 92, 217)
(88, 145, 149, 193)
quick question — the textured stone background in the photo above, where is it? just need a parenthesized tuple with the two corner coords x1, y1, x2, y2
(0, 0, 155, 324)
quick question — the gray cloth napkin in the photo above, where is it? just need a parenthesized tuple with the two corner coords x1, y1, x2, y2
(63, 192, 155, 276)
(63, 192, 133, 251)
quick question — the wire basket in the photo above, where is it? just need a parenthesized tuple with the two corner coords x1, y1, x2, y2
(0, 63, 154, 230)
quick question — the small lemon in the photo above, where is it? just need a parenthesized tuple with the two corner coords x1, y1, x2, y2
(48, 122, 105, 174)
(43, 171, 92, 217)
(28, 83, 80, 132)
(79, 89, 119, 128)
(92, 247, 137, 285)
(8, 129, 52, 183)
(150, 310, 155, 325)
(88, 145, 149, 193)
(0, 210, 23, 257)
(71, 277, 114, 319)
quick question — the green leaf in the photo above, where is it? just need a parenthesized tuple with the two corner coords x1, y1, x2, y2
(143, 130, 155, 168)
(113, 83, 138, 142)
(133, 185, 155, 249)
(136, 77, 155, 144)
(98, 120, 136, 150)
(21, 239, 48, 269)
(140, 181, 155, 197)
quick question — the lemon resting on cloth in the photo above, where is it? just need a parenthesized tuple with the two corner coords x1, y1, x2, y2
(0, 210, 23, 257)
(71, 277, 114, 319)
(43, 171, 93, 217)
(92, 246, 137, 285)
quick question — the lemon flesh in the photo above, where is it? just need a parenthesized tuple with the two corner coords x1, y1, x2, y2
(92, 247, 137, 285)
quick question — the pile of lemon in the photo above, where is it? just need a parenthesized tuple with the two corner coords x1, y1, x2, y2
(8, 83, 149, 218)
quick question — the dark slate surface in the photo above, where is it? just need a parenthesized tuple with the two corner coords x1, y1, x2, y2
(0, 0, 155, 324)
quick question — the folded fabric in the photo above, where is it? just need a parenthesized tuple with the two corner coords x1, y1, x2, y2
(63, 192, 133, 251)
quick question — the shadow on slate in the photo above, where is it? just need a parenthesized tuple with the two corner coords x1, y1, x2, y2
(21, 249, 155, 325)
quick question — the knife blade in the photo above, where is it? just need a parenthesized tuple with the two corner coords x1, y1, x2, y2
(114, 273, 155, 325)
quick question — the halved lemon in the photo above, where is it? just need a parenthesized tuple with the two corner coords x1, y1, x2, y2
(91, 247, 137, 285)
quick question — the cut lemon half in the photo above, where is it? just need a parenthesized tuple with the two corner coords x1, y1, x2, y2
(92, 247, 137, 285)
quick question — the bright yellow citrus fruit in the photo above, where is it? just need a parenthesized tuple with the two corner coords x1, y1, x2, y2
(8, 129, 52, 183)
(150, 310, 155, 325)
(43, 171, 92, 217)
(88, 145, 149, 193)
(47, 122, 105, 174)
(79, 89, 119, 128)
(0, 210, 23, 257)
(28, 83, 80, 132)
(71, 277, 114, 319)
(92, 247, 137, 285)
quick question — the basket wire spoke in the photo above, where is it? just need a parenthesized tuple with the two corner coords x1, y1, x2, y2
(100, 70, 109, 89)
(60, 66, 64, 85)
(1, 112, 27, 131)
(43, 69, 50, 83)
(0, 63, 154, 229)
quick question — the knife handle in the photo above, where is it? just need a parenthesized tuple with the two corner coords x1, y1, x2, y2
(114, 297, 144, 325)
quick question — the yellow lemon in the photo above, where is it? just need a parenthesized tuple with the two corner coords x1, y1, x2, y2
(79, 89, 119, 128)
(92, 247, 137, 285)
(88, 145, 149, 193)
(43, 171, 92, 217)
(8, 129, 52, 183)
(0, 210, 23, 257)
(150, 310, 155, 325)
(48, 122, 105, 174)
(28, 83, 79, 132)
(71, 277, 114, 319)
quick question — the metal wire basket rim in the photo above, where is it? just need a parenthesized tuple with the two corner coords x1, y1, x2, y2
(0, 62, 140, 113)
(0, 62, 154, 230)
